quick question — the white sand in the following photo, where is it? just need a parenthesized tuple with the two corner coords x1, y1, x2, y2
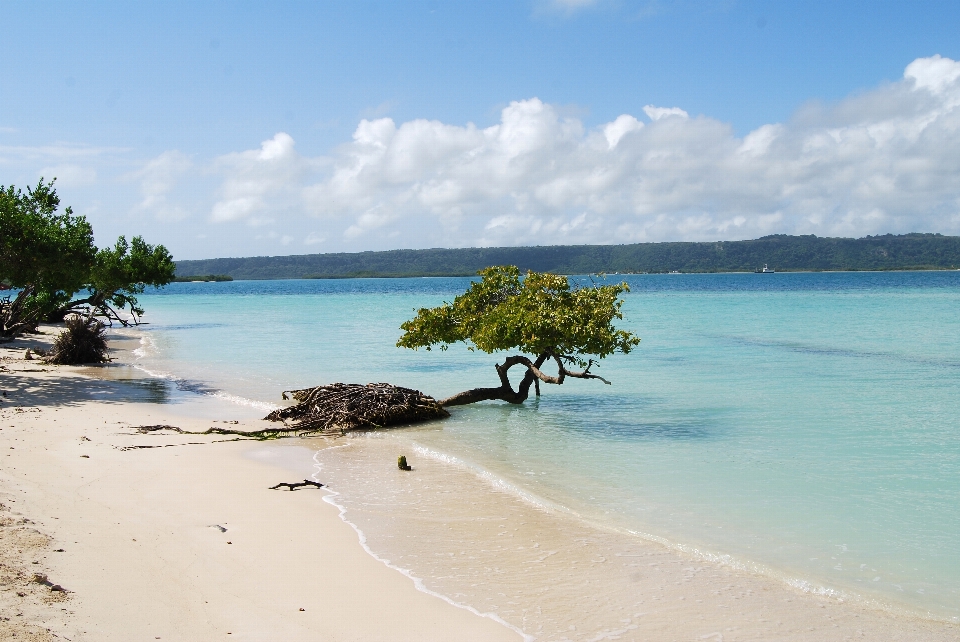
(0, 330, 520, 641)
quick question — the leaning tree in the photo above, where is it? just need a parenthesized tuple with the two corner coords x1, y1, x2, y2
(397, 265, 640, 407)
(1, 180, 175, 338)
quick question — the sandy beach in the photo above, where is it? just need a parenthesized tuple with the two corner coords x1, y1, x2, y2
(2, 326, 959, 641)
(0, 328, 520, 641)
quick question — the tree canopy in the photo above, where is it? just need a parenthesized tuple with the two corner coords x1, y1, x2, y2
(1, 181, 96, 302)
(398, 266, 640, 406)
(1, 180, 175, 337)
(69, 235, 177, 323)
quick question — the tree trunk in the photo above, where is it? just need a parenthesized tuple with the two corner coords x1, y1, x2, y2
(439, 351, 609, 407)
(0, 286, 39, 339)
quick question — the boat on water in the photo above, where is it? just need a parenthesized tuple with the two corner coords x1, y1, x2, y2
(755, 264, 775, 273)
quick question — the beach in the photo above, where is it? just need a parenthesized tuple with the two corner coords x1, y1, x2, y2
(3, 322, 959, 640)
(0, 328, 520, 641)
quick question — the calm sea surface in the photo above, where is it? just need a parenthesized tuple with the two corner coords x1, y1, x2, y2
(127, 271, 960, 620)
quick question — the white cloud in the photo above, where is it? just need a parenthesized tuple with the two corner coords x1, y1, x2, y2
(0, 143, 127, 161)
(36, 164, 97, 187)
(905, 54, 960, 94)
(603, 114, 643, 148)
(211, 132, 311, 223)
(642, 105, 689, 121)
(202, 55, 960, 248)
(131, 150, 192, 220)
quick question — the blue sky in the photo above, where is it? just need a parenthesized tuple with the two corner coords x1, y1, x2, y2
(2, 0, 960, 259)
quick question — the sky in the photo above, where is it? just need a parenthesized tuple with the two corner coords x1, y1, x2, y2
(2, 1, 960, 260)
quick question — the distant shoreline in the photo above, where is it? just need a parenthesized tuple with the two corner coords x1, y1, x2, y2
(175, 233, 960, 281)
(170, 266, 960, 281)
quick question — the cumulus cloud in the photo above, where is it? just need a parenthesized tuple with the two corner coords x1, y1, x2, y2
(204, 55, 960, 248)
(211, 132, 312, 224)
(603, 114, 643, 148)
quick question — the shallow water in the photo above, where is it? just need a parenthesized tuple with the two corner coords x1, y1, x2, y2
(122, 271, 960, 622)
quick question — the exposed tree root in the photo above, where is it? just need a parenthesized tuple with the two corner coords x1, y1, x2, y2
(124, 383, 448, 447)
(263, 382, 449, 433)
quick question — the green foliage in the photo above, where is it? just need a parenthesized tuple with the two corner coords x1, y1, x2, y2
(0, 180, 174, 330)
(398, 266, 640, 366)
(85, 235, 176, 320)
(0, 180, 96, 308)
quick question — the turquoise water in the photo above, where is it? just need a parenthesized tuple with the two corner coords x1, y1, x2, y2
(128, 271, 960, 619)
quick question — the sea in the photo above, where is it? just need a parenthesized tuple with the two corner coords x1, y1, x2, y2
(113, 271, 960, 633)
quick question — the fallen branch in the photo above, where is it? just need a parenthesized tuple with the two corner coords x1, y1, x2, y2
(269, 480, 324, 491)
(132, 424, 315, 441)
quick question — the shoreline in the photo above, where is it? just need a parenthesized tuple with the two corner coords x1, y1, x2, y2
(2, 328, 959, 640)
(0, 328, 520, 641)
(166, 267, 960, 282)
(399, 441, 955, 626)
(300, 430, 960, 640)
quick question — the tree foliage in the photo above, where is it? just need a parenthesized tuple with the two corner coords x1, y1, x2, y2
(398, 266, 640, 406)
(68, 235, 176, 323)
(0, 180, 174, 336)
(1, 181, 96, 314)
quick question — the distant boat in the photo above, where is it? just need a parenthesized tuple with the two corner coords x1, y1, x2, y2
(755, 264, 776, 273)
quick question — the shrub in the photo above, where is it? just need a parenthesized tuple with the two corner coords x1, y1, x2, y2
(45, 316, 109, 365)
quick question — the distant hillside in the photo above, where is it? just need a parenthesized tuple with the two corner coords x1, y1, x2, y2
(174, 234, 960, 280)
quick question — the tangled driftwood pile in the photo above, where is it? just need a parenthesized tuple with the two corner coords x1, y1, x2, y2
(263, 382, 449, 433)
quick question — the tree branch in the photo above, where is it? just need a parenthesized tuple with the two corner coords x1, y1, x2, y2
(439, 350, 610, 407)
(556, 357, 612, 385)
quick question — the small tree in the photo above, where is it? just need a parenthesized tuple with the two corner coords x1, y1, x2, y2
(0, 180, 175, 337)
(1, 181, 96, 336)
(397, 266, 640, 406)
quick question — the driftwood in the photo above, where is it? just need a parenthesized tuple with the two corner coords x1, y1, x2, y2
(269, 480, 324, 491)
(132, 424, 300, 441)
(264, 383, 449, 433)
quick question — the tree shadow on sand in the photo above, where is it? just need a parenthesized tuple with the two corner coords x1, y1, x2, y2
(0, 364, 172, 409)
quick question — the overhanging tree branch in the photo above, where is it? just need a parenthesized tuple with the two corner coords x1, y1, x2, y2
(400, 266, 639, 407)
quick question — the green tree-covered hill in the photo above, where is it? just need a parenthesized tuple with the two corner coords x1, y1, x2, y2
(174, 234, 960, 280)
